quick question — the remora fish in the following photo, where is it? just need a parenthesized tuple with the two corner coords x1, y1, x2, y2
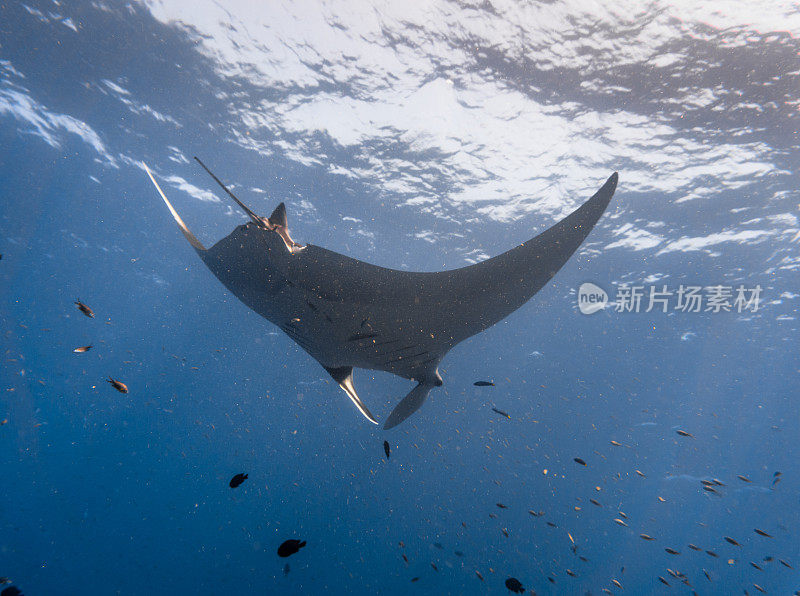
(146, 160, 617, 428)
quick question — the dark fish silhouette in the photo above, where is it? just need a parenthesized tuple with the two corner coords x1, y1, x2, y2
(688, 544, 701, 551)
(74, 300, 94, 318)
(1, 588, 23, 596)
(106, 377, 128, 393)
(491, 407, 510, 419)
(706, 550, 719, 557)
(659, 576, 670, 586)
(754, 528, 772, 538)
(474, 381, 495, 387)
(665, 548, 680, 555)
(505, 577, 524, 593)
(383, 440, 390, 459)
(277, 539, 306, 557)
(229, 473, 248, 488)
(146, 161, 617, 428)
(724, 536, 740, 546)
(573, 457, 587, 466)
(737, 474, 752, 483)
(675, 429, 693, 437)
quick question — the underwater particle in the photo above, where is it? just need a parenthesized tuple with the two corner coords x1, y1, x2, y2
(454, 551, 463, 557)
(724, 536, 740, 546)
(613, 518, 628, 527)
(639, 533, 655, 540)
(229, 473, 248, 488)
(737, 474, 752, 483)
(763, 556, 773, 562)
(383, 440, 390, 459)
(75, 300, 95, 318)
(496, 503, 508, 509)
(505, 577, 524, 593)
(1, 587, 23, 596)
(0, 579, 9, 586)
(573, 457, 587, 466)
(106, 377, 128, 393)
(73, 345, 92, 353)
(658, 576, 670, 585)
(675, 429, 693, 437)
(433, 542, 443, 549)
(706, 550, 718, 557)
(410, 577, 419, 583)
(474, 381, 495, 387)
(754, 529, 772, 538)
(665, 548, 680, 555)
(688, 544, 701, 551)
(491, 407, 510, 418)
(475, 571, 484, 581)
(277, 539, 306, 558)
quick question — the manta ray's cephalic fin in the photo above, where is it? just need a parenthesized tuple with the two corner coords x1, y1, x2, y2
(324, 366, 378, 425)
(144, 163, 207, 252)
(384, 383, 436, 430)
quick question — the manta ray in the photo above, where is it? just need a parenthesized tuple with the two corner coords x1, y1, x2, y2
(145, 159, 617, 429)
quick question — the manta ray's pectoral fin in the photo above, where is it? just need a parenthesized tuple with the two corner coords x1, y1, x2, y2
(384, 382, 437, 430)
(324, 366, 378, 425)
(144, 163, 207, 252)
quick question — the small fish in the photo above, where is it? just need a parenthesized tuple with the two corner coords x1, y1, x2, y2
(619, 511, 627, 519)
(566, 569, 577, 577)
(772, 476, 781, 487)
(474, 381, 495, 387)
(73, 345, 92, 353)
(75, 300, 95, 318)
(229, 473, 248, 488)
(611, 578, 622, 589)
(658, 576, 670, 586)
(602, 589, 613, 595)
(706, 550, 719, 557)
(774, 471, 782, 477)
(667, 569, 680, 578)
(639, 534, 655, 540)
(573, 457, 587, 466)
(491, 407, 510, 418)
(675, 429, 693, 437)
(106, 377, 128, 393)
(780, 559, 793, 569)
(383, 440, 390, 459)
(430, 563, 438, 572)
(277, 539, 306, 557)
(753, 584, 767, 594)
(701, 479, 715, 486)
(590, 498, 601, 507)
(724, 536, 741, 546)
(753, 529, 772, 538)
(548, 576, 555, 584)
(496, 503, 508, 509)
(579, 556, 589, 562)
(454, 551, 463, 557)
(763, 556, 773, 562)
(547, 521, 557, 528)
(657, 496, 666, 502)
(528, 510, 542, 517)
(613, 518, 628, 527)
(703, 569, 711, 580)
(688, 544, 701, 551)
(737, 475, 752, 483)
(636, 470, 646, 478)
(712, 478, 725, 486)
(702, 485, 719, 494)
(501, 528, 509, 537)
(504, 577, 524, 593)
(0, 579, 10, 585)
(750, 562, 763, 571)
(665, 548, 680, 555)
(402, 554, 409, 564)
(610, 440, 622, 446)
(0, 419, 7, 426)
(433, 542, 443, 549)
(410, 577, 419, 583)
(475, 570, 484, 581)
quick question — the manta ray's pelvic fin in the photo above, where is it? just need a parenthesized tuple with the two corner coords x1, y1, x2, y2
(144, 163, 207, 252)
(384, 382, 435, 430)
(324, 366, 378, 425)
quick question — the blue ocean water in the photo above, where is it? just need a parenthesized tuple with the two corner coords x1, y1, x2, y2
(1, 2, 798, 594)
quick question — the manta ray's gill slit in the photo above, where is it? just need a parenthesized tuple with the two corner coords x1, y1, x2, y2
(305, 301, 318, 312)
(382, 351, 430, 366)
(347, 332, 378, 342)
(372, 338, 401, 347)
